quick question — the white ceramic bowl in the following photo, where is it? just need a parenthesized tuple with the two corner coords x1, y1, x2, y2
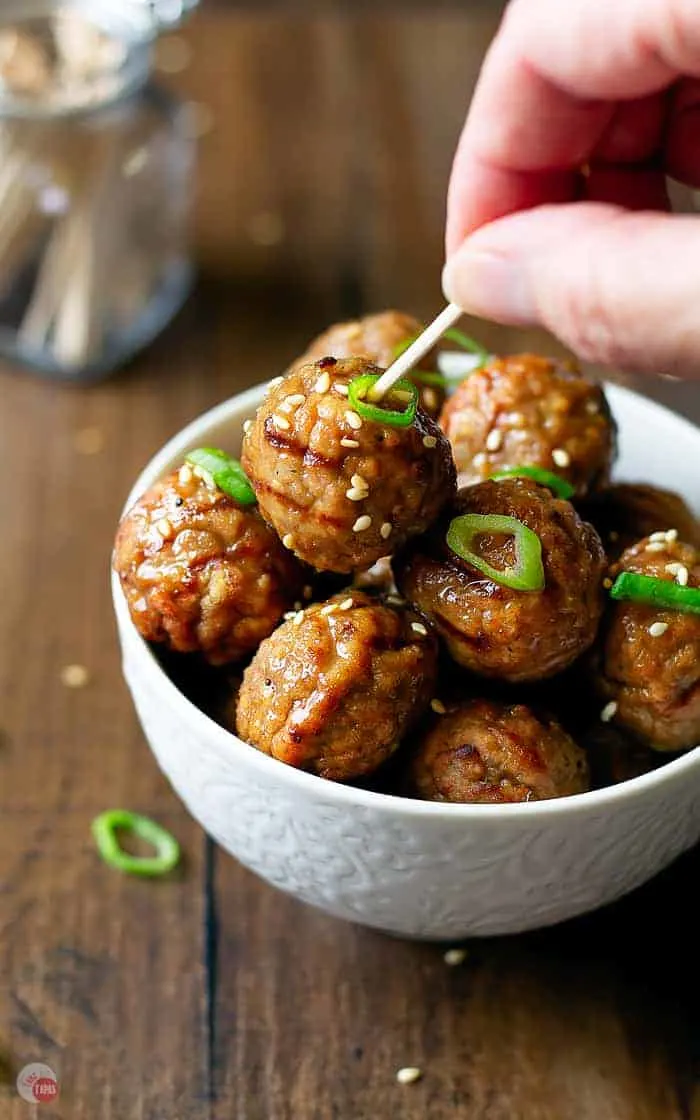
(113, 382, 700, 939)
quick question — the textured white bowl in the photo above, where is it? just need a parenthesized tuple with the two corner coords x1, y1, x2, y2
(113, 383, 700, 939)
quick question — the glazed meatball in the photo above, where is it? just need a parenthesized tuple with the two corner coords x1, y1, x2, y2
(114, 465, 307, 665)
(440, 353, 616, 496)
(394, 477, 606, 682)
(579, 482, 700, 560)
(406, 699, 589, 803)
(235, 591, 438, 781)
(241, 356, 456, 573)
(293, 310, 446, 417)
(593, 536, 700, 751)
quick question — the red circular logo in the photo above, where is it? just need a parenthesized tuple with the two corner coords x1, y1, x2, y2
(33, 1077, 59, 1102)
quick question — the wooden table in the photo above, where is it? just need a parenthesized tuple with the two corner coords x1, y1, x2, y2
(1, 6, 699, 1119)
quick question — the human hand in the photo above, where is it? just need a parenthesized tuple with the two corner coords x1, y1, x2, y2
(443, 0, 700, 377)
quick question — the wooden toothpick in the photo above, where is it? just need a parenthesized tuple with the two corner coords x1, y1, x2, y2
(369, 302, 463, 400)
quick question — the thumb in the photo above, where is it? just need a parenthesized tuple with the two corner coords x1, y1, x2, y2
(442, 203, 700, 378)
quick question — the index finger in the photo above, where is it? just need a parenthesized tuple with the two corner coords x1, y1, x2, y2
(446, 0, 700, 252)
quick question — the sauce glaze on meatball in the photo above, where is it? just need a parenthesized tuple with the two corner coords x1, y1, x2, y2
(242, 356, 456, 573)
(579, 482, 700, 561)
(593, 536, 700, 751)
(405, 699, 589, 803)
(440, 353, 616, 496)
(114, 465, 307, 665)
(394, 477, 606, 683)
(235, 591, 438, 781)
(292, 310, 446, 417)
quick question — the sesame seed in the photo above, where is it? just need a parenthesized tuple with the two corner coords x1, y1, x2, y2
(666, 529, 679, 542)
(430, 699, 446, 715)
(156, 517, 173, 538)
(340, 438, 360, 449)
(178, 464, 193, 485)
(293, 600, 302, 609)
(351, 474, 368, 490)
(380, 522, 392, 540)
(648, 622, 668, 637)
(320, 603, 337, 616)
(386, 595, 405, 606)
(333, 383, 349, 396)
(282, 534, 295, 549)
(443, 948, 468, 966)
(504, 411, 525, 426)
(345, 410, 363, 430)
(285, 393, 305, 407)
(665, 562, 682, 576)
(271, 414, 291, 430)
(552, 448, 570, 468)
(411, 622, 428, 636)
(600, 701, 618, 723)
(353, 515, 372, 532)
(243, 419, 253, 434)
(645, 541, 666, 553)
(423, 435, 437, 449)
(303, 585, 313, 599)
(585, 400, 600, 415)
(649, 531, 668, 542)
(396, 1067, 422, 1085)
(346, 488, 368, 501)
(268, 376, 284, 388)
(339, 598, 354, 611)
(603, 577, 613, 589)
(60, 664, 89, 689)
(472, 452, 487, 468)
(676, 565, 689, 586)
(486, 429, 503, 452)
(283, 611, 296, 621)
(292, 611, 304, 626)
(314, 371, 331, 393)
(424, 389, 438, 411)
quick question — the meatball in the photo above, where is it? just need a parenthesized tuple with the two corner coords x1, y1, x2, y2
(440, 353, 616, 496)
(592, 535, 700, 751)
(293, 310, 446, 417)
(394, 477, 606, 682)
(114, 464, 307, 665)
(405, 699, 589, 803)
(241, 356, 456, 573)
(235, 591, 438, 781)
(579, 482, 700, 560)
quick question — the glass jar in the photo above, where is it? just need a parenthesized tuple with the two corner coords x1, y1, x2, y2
(0, 0, 198, 380)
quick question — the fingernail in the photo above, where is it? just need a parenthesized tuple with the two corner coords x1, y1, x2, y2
(442, 248, 537, 325)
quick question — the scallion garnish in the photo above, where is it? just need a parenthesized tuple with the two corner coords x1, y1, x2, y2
(442, 326, 490, 362)
(610, 572, 700, 614)
(490, 465, 575, 501)
(91, 811, 180, 877)
(446, 513, 545, 592)
(348, 373, 418, 428)
(185, 447, 256, 505)
(393, 326, 489, 387)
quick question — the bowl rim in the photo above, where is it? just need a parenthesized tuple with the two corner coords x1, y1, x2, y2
(113, 379, 700, 822)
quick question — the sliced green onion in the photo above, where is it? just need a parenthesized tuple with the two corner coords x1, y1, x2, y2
(185, 447, 256, 505)
(446, 513, 545, 592)
(610, 572, 700, 614)
(490, 465, 575, 501)
(91, 811, 181, 877)
(393, 328, 489, 385)
(348, 374, 418, 428)
(442, 327, 490, 362)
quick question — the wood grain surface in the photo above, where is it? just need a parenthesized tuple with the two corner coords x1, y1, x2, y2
(1, 6, 699, 1119)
